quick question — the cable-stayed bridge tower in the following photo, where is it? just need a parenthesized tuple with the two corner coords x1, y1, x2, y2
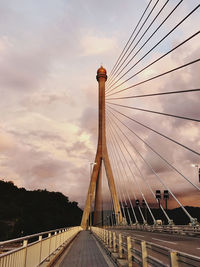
(81, 66, 123, 229)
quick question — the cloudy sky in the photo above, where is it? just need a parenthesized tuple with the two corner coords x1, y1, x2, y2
(0, 0, 199, 209)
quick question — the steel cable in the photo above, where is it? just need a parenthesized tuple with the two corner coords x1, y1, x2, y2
(107, 115, 157, 224)
(106, 88, 200, 100)
(107, 0, 170, 89)
(106, 58, 200, 97)
(107, 108, 200, 192)
(107, 105, 200, 156)
(107, 30, 200, 93)
(107, 109, 196, 223)
(107, 113, 172, 224)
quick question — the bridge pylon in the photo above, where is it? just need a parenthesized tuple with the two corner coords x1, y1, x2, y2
(81, 66, 123, 229)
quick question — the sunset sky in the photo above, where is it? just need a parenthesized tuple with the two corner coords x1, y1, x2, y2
(0, 0, 199, 209)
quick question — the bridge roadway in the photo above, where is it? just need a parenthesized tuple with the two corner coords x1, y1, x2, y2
(111, 228, 200, 257)
(55, 230, 115, 267)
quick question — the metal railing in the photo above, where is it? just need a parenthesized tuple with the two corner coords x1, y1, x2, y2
(105, 224, 200, 236)
(0, 226, 82, 267)
(91, 227, 200, 267)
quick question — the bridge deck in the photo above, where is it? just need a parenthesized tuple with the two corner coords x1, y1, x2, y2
(57, 230, 114, 267)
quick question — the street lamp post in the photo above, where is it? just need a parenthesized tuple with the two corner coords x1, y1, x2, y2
(156, 190, 161, 208)
(191, 164, 200, 183)
(164, 190, 169, 210)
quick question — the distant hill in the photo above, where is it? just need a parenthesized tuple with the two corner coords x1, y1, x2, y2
(0, 180, 83, 241)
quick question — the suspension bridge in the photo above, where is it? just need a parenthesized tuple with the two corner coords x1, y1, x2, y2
(0, 0, 200, 266)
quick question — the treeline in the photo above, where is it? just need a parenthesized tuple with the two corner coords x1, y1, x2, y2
(0, 180, 83, 241)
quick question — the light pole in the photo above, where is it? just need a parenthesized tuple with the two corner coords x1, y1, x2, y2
(89, 162, 97, 230)
(191, 164, 200, 183)
(156, 190, 161, 208)
(164, 190, 169, 210)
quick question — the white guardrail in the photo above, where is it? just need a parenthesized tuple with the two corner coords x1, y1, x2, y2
(91, 227, 200, 267)
(0, 226, 82, 267)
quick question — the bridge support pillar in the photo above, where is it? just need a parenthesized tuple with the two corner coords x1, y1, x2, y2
(81, 66, 123, 229)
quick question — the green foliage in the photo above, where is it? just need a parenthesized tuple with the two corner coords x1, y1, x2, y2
(0, 180, 82, 241)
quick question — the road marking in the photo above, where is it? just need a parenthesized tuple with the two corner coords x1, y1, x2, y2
(133, 234, 144, 237)
(197, 248, 200, 249)
(152, 238, 177, 245)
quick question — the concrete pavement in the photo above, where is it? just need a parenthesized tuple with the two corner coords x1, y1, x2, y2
(57, 231, 116, 267)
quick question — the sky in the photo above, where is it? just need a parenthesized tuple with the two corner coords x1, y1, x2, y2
(0, 0, 199, 210)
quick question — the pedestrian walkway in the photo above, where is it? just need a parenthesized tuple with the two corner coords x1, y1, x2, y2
(58, 230, 115, 267)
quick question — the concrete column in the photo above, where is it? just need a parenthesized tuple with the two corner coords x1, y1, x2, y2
(81, 66, 122, 229)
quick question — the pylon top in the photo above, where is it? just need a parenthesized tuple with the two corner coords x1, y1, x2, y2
(97, 65, 107, 74)
(96, 65, 107, 81)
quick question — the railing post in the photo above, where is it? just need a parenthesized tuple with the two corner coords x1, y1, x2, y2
(23, 240, 28, 267)
(170, 251, 179, 267)
(38, 235, 42, 264)
(141, 241, 147, 267)
(113, 232, 116, 253)
(54, 231, 57, 251)
(106, 230, 109, 246)
(118, 233, 123, 259)
(48, 233, 51, 260)
(127, 236, 132, 267)
(109, 231, 112, 248)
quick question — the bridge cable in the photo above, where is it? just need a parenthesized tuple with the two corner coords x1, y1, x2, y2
(107, 29, 200, 93)
(107, 129, 137, 224)
(107, 0, 161, 87)
(107, 109, 196, 224)
(107, 112, 172, 224)
(107, 0, 171, 89)
(107, 105, 200, 157)
(107, 119, 148, 224)
(107, 140, 134, 224)
(107, 108, 200, 192)
(107, 130, 140, 225)
(106, 88, 200, 101)
(106, 139, 132, 222)
(107, 2, 198, 93)
(107, 0, 153, 84)
(107, 126, 139, 224)
(107, 115, 157, 224)
(107, 102, 200, 124)
(106, 57, 200, 98)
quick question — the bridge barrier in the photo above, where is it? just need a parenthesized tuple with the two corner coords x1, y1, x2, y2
(0, 226, 82, 267)
(91, 227, 200, 267)
(104, 224, 200, 236)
